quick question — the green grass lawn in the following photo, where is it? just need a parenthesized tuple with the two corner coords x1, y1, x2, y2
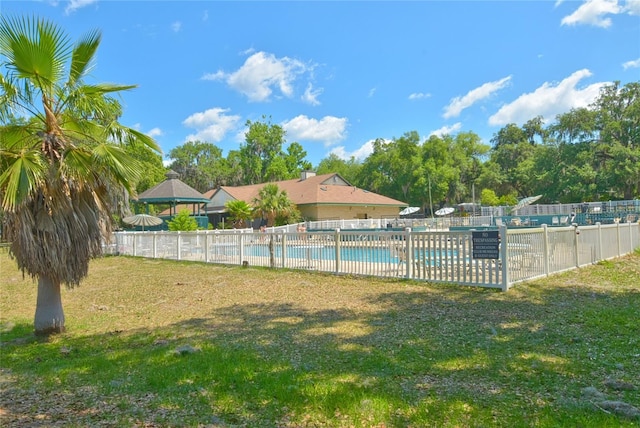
(1, 251, 639, 427)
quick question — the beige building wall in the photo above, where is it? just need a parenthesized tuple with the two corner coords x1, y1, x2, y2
(299, 205, 400, 221)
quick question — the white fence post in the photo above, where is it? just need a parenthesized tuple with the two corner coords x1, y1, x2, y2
(335, 228, 341, 274)
(597, 222, 603, 261)
(500, 225, 509, 291)
(542, 224, 549, 276)
(573, 225, 580, 268)
(132, 233, 137, 257)
(177, 232, 182, 261)
(204, 231, 209, 263)
(403, 227, 412, 279)
(152, 232, 157, 258)
(617, 223, 622, 257)
(281, 232, 287, 268)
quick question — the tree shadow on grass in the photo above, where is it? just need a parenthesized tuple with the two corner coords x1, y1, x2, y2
(1, 284, 639, 426)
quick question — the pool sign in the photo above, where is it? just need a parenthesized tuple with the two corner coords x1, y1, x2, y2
(472, 231, 500, 259)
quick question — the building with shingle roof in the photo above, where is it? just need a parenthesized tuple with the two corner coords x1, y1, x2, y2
(205, 171, 407, 225)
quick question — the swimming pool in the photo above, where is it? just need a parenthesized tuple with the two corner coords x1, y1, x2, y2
(245, 244, 457, 264)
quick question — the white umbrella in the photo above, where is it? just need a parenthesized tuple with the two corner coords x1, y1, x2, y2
(511, 195, 543, 214)
(123, 214, 163, 231)
(399, 207, 420, 216)
(435, 207, 455, 216)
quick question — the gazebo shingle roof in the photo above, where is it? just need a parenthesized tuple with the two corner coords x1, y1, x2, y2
(137, 171, 209, 204)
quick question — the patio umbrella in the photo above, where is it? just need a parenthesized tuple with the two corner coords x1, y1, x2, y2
(399, 206, 420, 216)
(123, 214, 163, 231)
(510, 195, 543, 214)
(435, 207, 455, 216)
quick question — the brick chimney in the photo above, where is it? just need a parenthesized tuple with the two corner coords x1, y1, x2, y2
(300, 170, 316, 180)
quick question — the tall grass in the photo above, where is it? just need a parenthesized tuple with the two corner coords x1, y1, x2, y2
(1, 252, 639, 427)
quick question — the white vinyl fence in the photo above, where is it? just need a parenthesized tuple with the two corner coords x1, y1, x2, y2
(109, 222, 639, 291)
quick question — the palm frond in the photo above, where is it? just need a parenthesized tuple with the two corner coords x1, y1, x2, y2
(0, 123, 41, 152)
(0, 149, 47, 211)
(0, 15, 71, 93)
(91, 143, 143, 194)
(83, 83, 137, 94)
(108, 124, 160, 152)
(68, 28, 101, 86)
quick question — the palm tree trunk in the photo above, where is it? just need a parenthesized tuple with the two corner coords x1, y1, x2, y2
(34, 275, 66, 335)
(269, 235, 275, 268)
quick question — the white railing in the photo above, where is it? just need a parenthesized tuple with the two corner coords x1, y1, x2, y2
(107, 222, 639, 291)
(307, 216, 494, 231)
(482, 199, 640, 217)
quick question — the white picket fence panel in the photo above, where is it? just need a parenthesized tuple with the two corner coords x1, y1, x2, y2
(107, 222, 640, 291)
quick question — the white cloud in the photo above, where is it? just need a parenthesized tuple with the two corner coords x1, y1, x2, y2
(201, 70, 226, 81)
(368, 87, 377, 98)
(206, 51, 308, 102)
(171, 21, 182, 32)
(429, 123, 462, 137)
(408, 92, 431, 100)
(488, 69, 608, 126)
(202, 10, 209, 21)
(182, 108, 242, 143)
(302, 83, 323, 106)
(330, 140, 375, 161)
(65, 0, 97, 14)
(561, 0, 621, 28)
(626, 0, 640, 15)
(443, 76, 512, 119)
(147, 127, 163, 138)
(281, 115, 348, 146)
(623, 57, 640, 69)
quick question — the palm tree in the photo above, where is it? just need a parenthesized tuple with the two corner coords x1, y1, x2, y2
(0, 16, 159, 335)
(252, 183, 296, 227)
(224, 199, 253, 229)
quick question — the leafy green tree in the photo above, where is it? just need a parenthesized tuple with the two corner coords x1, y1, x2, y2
(284, 142, 313, 178)
(315, 153, 362, 183)
(127, 142, 166, 193)
(592, 81, 640, 199)
(167, 209, 198, 231)
(356, 138, 394, 196)
(224, 149, 245, 186)
(240, 117, 287, 184)
(498, 192, 518, 206)
(419, 135, 458, 209)
(239, 117, 312, 184)
(168, 140, 228, 193)
(224, 199, 253, 229)
(480, 189, 500, 206)
(488, 123, 537, 197)
(0, 15, 159, 334)
(252, 183, 298, 227)
(449, 132, 490, 202)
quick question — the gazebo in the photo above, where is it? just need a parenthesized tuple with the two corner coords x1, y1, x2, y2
(134, 171, 211, 229)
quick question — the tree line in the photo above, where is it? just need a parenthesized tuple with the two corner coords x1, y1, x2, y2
(141, 81, 638, 212)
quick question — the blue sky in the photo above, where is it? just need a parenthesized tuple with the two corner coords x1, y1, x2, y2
(4, 1, 640, 166)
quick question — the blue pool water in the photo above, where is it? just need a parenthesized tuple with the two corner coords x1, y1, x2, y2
(246, 244, 456, 263)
